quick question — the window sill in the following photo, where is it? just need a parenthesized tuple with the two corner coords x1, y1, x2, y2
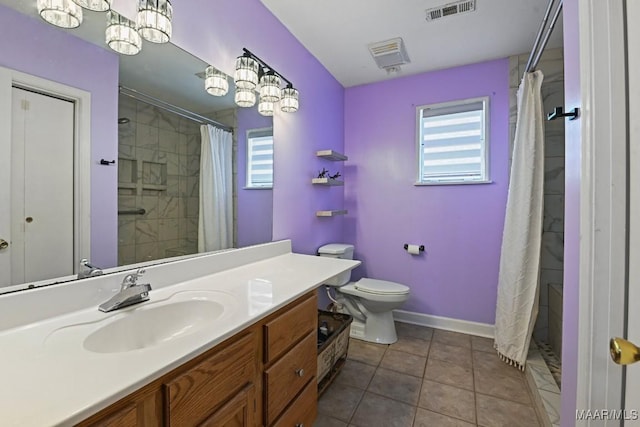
(243, 186, 273, 190)
(414, 180, 493, 186)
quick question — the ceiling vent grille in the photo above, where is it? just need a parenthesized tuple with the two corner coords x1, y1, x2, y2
(367, 37, 410, 70)
(426, 0, 476, 21)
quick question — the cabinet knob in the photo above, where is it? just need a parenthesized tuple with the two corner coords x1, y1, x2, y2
(295, 424, 304, 427)
(295, 368, 304, 377)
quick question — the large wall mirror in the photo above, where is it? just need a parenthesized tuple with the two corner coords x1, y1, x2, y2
(0, 1, 274, 293)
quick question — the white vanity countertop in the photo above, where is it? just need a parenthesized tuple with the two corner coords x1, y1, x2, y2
(0, 242, 360, 427)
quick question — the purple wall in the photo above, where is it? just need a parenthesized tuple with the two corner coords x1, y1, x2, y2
(171, 0, 346, 256)
(561, 0, 580, 423)
(237, 107, 273, 247)
(344, 59, 509, 324)
(0, 5, 119, 269)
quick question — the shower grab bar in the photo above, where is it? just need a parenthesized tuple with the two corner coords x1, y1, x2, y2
(118, 208, 146, 215)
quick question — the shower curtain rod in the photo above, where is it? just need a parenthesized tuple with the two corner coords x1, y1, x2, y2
(118, 86, 233, 133)
(525, 0, 563, 74)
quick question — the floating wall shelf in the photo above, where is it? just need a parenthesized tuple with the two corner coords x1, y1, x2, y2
(316, 150, 348, 161)
(316, 210, 348, 217)
(312, 177, 344, 186)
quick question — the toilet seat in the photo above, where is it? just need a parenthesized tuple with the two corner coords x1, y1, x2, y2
(355, 278, 410, 295)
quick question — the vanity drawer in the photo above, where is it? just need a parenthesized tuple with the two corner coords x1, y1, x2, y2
(264, 331, 316, 425)
(272, 379, 317, 427)
(164, 331, 257, 426)
(263, 294, 316, 363)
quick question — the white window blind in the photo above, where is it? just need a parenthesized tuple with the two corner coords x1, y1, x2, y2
(417, 97, 489, 184)
(247, 128, 273, 188)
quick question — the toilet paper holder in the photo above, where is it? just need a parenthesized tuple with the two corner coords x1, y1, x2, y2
(403, 244, 425, 252)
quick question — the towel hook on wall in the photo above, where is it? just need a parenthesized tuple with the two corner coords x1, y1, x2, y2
(547, 106, 579, 121)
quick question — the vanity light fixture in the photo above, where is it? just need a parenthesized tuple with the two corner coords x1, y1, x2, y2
(233, 48, 299, 113)
(205, 66, 229, 97)
(106, 11, 142, 55)
(235, 87, 257, 108)
(37, 0, 83, 29)
(234, 53, 259, 90)
(137, 0, 172, 44)
(259, 72, 281, 103)
(258, 100, 274, 117)
(280, 85, 299, 113)
(72, 0, 111, 12)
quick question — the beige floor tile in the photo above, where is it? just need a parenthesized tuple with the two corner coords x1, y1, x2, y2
(418, 380, 476, 423)
(380, 349, 427, 378)
(413, 408, 476, 427)
(473, 350, 525, 379)
(318, 383, 364, 422)
(396, 322, 434, 341)
(313, 413, 349, 427)
(347, 339, 387, 367)
(433, 330, 472, 349)
(429, 341, 472, 368)
(474, 369, 532, 405)
(476, 394, 541, 427)
(390, 335, 431, 357)
(368, 367, 422, 405)
(334, 359, 377, 390)
(471, 336, 495, 353)
(351, 392, 416, 427)
(424, 358, 474, 391)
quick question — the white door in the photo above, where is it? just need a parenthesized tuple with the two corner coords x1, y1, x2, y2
(3, 87, 74, 286)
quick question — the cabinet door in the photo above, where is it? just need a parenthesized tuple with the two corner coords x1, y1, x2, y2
(84, 403, 137, 427)
(198, 383, 255, 427)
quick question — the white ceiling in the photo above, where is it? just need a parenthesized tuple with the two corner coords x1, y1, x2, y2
(0, 0, 236, 115)
(260, 0, 563, 87)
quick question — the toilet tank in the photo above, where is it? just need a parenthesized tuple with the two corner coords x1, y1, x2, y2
(318, 243, 355, 286)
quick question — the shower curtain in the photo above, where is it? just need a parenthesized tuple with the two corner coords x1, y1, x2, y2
(494, 70, 545, 370)
(198, 124, 233, 252)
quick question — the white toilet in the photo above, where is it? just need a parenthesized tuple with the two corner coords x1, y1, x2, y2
(318, 243, 410, 344)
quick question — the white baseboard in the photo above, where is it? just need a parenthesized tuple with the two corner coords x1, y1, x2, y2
(393, 309, 495, 338)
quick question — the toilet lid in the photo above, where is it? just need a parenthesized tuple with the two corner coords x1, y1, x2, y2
(355, 278, 410, 295)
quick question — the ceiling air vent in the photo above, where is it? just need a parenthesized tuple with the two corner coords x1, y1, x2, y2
(426, 0, 476, 21)
(367, 37, 410, 70)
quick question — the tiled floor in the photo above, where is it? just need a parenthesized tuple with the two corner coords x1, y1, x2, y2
(315, 322, 542, 427)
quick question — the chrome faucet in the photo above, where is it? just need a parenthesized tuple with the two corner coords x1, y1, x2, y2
(78, 258, 103, 279)
(98, 268, 152, 312)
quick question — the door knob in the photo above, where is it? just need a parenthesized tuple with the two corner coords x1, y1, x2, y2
(0, 239, 8, 250)
(610, 337, 640, 365)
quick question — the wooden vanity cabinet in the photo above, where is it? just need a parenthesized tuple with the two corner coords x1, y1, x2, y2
(77, 291, 318, 427)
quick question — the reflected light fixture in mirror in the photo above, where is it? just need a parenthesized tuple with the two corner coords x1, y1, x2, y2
(106, 11, 142, 55)
(205, 66, 229, 96)
(258, 100, 274, 117)
(37, 0, 83, 28)
(72, 0, 111, 12)
(235, 88, 257, 107)
(234, 54, 259, 90)
(137, 0, 172, 44)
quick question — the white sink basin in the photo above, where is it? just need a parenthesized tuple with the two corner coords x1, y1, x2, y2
(83, 299, 225, 353)
(44, 291, 235, 354)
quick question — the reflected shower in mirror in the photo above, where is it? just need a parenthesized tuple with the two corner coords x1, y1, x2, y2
(0, 0, 273, 292)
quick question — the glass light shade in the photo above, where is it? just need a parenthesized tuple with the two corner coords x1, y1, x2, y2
(280, 87, 299, 113)
(258, 100, 274, 117)
(235, 88, 256, 108)
(234, 56, 259, 90)
(137, 0, 172, 44)
(205, 66, 229, 96)
(106, 11, 142, 56)
(259, 73, 281, 103)
(72, 0, 110, 12)
(37, 0, 83, 28)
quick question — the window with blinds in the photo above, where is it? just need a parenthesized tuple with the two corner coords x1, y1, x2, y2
(416, 97, 489, 184)
(246, 128, 273, 188)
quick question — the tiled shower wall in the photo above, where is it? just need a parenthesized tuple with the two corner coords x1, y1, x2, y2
(509, 47, 565, 357)
(117, 94, 201, 265)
